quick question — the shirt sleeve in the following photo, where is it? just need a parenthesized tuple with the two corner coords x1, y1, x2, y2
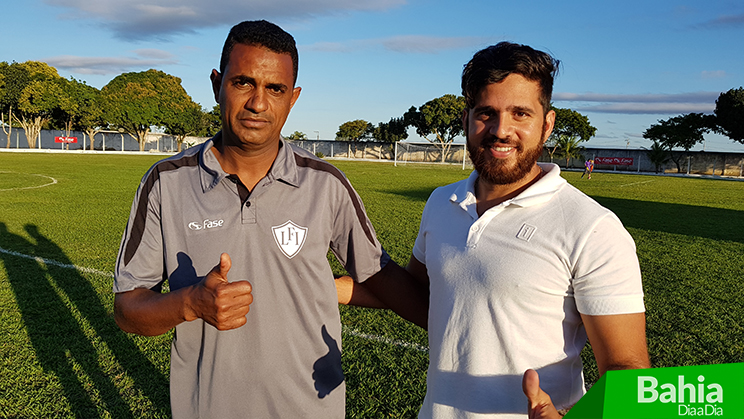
(328, 176, 389, 283)
(572, 213, 645, 315)
(411, 197, 431, 266)
(113, 171, 166, 293)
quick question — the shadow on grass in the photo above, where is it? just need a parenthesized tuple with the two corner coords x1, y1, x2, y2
(380, 187, 436, 203)
(592, 197, 744, 244)
(381, 188, 743, 244)
(0, 223, 169, 418)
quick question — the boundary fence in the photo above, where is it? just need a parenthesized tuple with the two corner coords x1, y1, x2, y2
(2, 130, 742, 177)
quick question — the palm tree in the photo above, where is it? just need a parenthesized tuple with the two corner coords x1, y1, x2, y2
(644, 141, 670, 173)
(554, 135, 585, 168)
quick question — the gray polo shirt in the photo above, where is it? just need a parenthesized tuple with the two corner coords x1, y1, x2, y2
(115, 133, 389, 418)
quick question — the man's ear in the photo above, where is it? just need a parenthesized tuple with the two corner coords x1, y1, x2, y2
(542, 109, 556, 142)
(210, 69, 222, 103)
(289, 86, 302, 110)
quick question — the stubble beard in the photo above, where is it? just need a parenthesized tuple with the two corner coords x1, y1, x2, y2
(467, 128, 547, 186)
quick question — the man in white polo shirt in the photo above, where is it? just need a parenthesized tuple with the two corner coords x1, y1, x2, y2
(339, 42, 650, 418)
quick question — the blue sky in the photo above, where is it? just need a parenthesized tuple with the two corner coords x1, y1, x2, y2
(3, 0, 743, 152)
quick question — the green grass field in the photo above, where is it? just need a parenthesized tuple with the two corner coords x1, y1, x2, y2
(1, 152, 743, 418)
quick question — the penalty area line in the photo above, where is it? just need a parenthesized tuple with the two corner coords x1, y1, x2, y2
(0, 246, 428, 353)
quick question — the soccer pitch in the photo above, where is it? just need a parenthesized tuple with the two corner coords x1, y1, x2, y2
(0, 152, 743, 418)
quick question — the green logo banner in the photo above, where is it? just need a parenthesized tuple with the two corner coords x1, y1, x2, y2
(565, 363, 744, 418)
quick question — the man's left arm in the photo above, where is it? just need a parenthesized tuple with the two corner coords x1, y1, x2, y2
(582, 312, 650, 375)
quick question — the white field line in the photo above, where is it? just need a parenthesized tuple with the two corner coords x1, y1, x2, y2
(0, 171, 58, 191)
(342, 326, 429, 353)
(0, 246, 428, 352)
(0, 246, 114, 278)
(618, 180, 655, 188)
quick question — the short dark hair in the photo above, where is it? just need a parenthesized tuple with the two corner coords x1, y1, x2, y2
(220, 20, 299, 85)
(461, 42, 559, 114)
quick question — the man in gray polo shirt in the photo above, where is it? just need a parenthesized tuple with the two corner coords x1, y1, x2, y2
(113, 20, 426, 418)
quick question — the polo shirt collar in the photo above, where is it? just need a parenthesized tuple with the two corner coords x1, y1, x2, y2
(198, 132, 300, 193)
(449, 163, 566, 215)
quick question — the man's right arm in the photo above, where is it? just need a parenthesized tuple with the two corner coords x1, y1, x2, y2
(115, 253, 253, 336)
(336, 255, 430, 330)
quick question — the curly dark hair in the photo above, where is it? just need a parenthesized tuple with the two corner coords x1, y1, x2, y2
(461, 42, 559, 114)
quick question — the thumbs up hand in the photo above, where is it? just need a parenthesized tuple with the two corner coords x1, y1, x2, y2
(522, 369, 564, 419)
(185, 253, 253, 330)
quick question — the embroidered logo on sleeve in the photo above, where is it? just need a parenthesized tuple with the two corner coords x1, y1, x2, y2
(516, 223, 537, 242)
(272, 220, 308, 259)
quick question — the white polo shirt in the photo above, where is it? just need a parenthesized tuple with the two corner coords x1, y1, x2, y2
(414, 163, 644, 418)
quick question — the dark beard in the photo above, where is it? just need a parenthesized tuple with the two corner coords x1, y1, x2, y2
(467, 134, 545, 185)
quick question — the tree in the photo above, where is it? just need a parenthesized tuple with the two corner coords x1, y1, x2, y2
(164, 100, 204, 152)
(554, 135, 585, 168)
(643, 140, 670, 174)
(643, 113, 711, 173)
(196, 105, 221, 138)
(74, 83, 107, 151)
(286, 131, 307, 141)
(49, 77, 99, 149)
(372, 117, 408, 143)
(0, 61, 63, 148)
(102, 69, 195, 151)
(714, 87, 744, 144)
(404, 94, 466, 163)
(336, 119, 373, 141)
(546, 107, 596, 163)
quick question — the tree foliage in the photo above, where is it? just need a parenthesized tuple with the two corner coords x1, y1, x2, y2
(14, 62, 64, 148)
(553, 135, 585, 168)
(546, 107, 596, 162)
(102, 69, 195, 151)
(714, 87, 744, 144)
(163, 100, 204, 152)
(643, 113, 712, 172)
(286, 131, 307, 141)
(404, 94, 465, 162)
(373, 117, 408, 143)
(644, 141, 670, 174)
(336, 119, 373, 141)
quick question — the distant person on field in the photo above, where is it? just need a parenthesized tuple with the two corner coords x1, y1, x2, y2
(113, 20, 426, 419)
(337, 42, 650, 418)
(581, 158, 594, 179)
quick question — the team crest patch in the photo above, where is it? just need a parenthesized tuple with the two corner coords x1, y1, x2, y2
(272, 220, 308, 259)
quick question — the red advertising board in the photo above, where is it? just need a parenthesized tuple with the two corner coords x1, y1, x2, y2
(595, 157, 633, 166)
(55, 136, 78, 144)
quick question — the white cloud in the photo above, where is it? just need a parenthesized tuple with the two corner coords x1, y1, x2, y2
(44, 53, 178, 75)
(553, 91, 719, 114)
(304, 35, 488, 54)
(44, 0, 406, 40)
(697, 13, 744, 28)
(701, 70, 726, 79)
(381, 35, 488, 53)
(572, 103, 715, 114)
(553, 92, 719, 103)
